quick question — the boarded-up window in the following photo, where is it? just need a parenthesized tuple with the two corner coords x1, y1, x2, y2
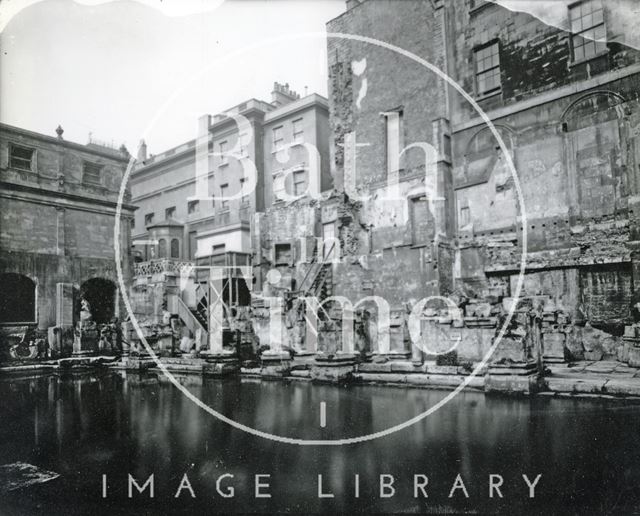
(384, 110, 403, 175)
(574, 120, 620, 217)
(9, 145, 34, 171)
(83, 162, 102, 184)
(410, 196, 432, 244)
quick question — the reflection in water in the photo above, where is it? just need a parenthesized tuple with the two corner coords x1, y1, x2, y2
(1, 371, 640, 513)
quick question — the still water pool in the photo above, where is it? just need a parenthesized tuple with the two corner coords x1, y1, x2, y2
(1, 370, 640, 514)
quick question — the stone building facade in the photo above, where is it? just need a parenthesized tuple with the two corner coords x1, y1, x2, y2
(0, 123, 134, 358)
(128, 83, 331, 356)
(316, 0, 640, 375)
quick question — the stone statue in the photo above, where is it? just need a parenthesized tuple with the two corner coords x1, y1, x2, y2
(80, 298, 93, 322)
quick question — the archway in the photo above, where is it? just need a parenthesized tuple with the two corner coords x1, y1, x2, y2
(0, 273, 36, 324)
(79, 278, 116, 324)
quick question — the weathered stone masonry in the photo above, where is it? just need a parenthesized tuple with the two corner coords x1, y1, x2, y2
(0, 124, 134, 359)
(309, 0, 640, 384)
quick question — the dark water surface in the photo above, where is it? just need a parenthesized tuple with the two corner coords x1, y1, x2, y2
(1, 370, 640, 514)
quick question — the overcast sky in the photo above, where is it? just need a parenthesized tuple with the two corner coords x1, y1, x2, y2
(1, 0, 637, 155)
(0, 0, 345, 154)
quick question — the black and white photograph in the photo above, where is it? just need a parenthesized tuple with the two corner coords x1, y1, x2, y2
(1, 0, 640, 513)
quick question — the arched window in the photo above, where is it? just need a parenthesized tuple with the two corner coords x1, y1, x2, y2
(0, 273, 36, 324)
(562, 91, 627, 218)
(158, 238, 167, 258)
(170, 238, 180, 258)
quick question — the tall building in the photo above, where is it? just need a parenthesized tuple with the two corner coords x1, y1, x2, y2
(0, 123, 134, 357)
(131, 83, 330, 264)
(316, 0, 640, 371)
(129, 83, 331, 351)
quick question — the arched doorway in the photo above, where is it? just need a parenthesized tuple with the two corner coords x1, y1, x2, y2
(79, 278, 116, 324)
(0, 273, 36, 324)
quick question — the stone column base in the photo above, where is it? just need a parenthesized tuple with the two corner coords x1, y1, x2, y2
(485, 361, 540, 394)
(311, 353, 357, 383)
(73, 329, 99, 356)
(202, 352, 240, 377)
(260, 352, 292, 378)
(117, 354, 155, 371)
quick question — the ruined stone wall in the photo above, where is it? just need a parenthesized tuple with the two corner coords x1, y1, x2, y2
(327, 0, 447, 189)
(326, 0, 453, 310)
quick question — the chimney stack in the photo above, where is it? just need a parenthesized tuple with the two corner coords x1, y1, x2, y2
(271, 82, 300, 107)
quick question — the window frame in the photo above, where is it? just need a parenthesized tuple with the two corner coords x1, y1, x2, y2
(144, 212, 155, 226)
(82, 161, 103, 185)
(569, 0, 607, 64)
(220, 183, 230, 211)
(165, 206, 176, 219)
(473, 40, 502, 98)
(187, 200, 200, 215)
(292, 169, 308, 197)
(292, 118, 304, 144)
(9, 144, 35, 172)
(240, 177, 250, 205)
(274, 242, 293, 265)
(273, 125, 284, 152)
(219, 140, 228, 166)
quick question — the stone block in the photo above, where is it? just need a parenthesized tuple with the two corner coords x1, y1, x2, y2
(390, 361, 422, 373)
(546, 377, 606, 394)
(629, 347, 640, 368)
(490, 336, 530, 364)
(542, 332, 565, 362)
(311, 354, 356, 383)
(203, 354, 240, 377)
(485, 374, 539, 394)
(260, 352, 292, 378)
(604, 379, 640, 397)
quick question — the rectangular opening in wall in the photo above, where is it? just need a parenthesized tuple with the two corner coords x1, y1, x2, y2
(411, 196, 432, 245)
(219, 141, 228, 165)
(240, 178, 249, 205)
(220, 184, 229, 210)
(292, 118, 304, 144)
(570, 0, 606, 62)
(82, 161, 102, 184)
(293, 169, 308, 196)
(459, 205, 470, 228)
(474, 41, 501, 97)
(9, 144, 34, 171)
(0, 273, 36, 324)
(165, 206, 176, 219)
(275, 243, 292, 265)
(211, 244, 226, 266)
(273, 126, 284, 151)
(322, 223, 336, 260)
(384, 110, 403, 175)
(144, 213, 154, 226)
(187, 200, 199, 214)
